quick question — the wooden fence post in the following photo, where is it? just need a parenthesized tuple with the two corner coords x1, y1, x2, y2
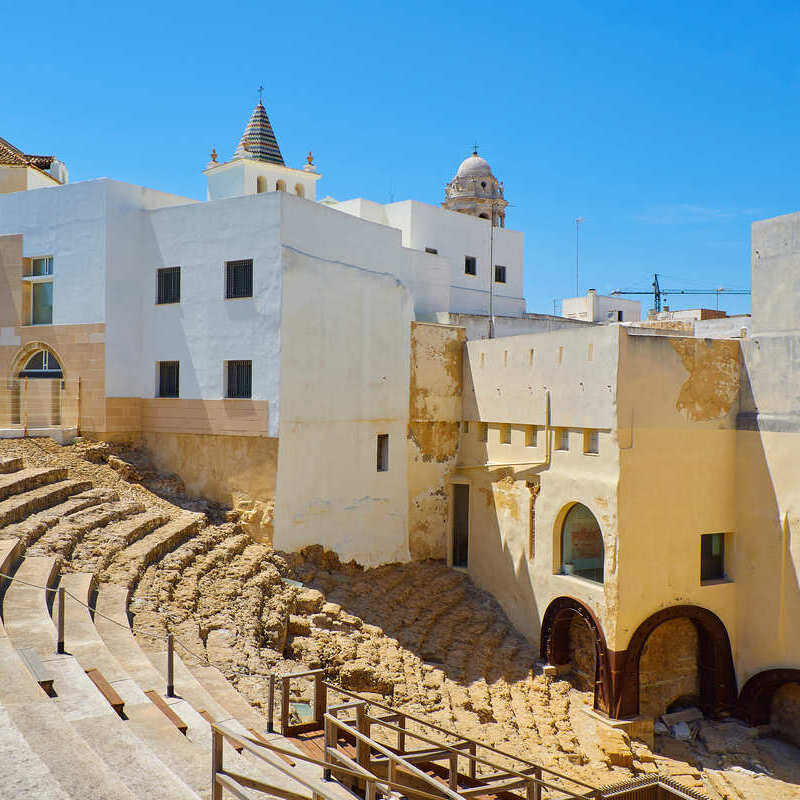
(356, 703, 370, 771)
(449, 752, 458, 790)
(267, 674, 275, 732)
(323, 715, 334, 781)
(468, 742, 476, 780)
(280, 677, 290, 734)
(211, 728, 223, 800)
(397, 714, 406, 754)
(314, 672, 326, 727)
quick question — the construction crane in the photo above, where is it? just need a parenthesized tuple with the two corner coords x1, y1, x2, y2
(610, 273, 750, 312)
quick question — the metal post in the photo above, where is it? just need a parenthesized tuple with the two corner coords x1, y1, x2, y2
(57, 587, 65, 654)
(267, 673, 275, 732)
(166, 633, 174, 697)
(211, 728, 223, 800)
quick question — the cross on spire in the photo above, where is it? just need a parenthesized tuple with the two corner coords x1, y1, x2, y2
(258, 85, 264, 104)
(472, 142, 479, 155)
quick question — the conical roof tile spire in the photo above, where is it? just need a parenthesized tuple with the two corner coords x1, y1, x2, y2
(234, 99, 284, 165)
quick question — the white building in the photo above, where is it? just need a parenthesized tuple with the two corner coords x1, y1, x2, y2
(0, 99, 528, 566)
(562, 289, 641, 322)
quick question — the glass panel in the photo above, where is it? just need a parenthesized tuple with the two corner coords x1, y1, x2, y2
(562, 503, 604, 582)
(25, 352, 46, 371)
(32, 257, 53, 276)
(701, 534, 725, 581)
(32, 283, 53, 324)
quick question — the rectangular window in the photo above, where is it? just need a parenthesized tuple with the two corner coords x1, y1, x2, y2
(584, 429, 599, 454)
(525, 425, 537, 447)
(225, 259, 253, 299)
(157, 267, 181, 304)
(226, 360, 252, 398)
(425, 247, 438, 255)
(376, 434, 389, 472)
(32, 282, 53, 325)
(500, 424, 511, 444)
(607, 310, 623, 321)
(701, 533, 726, 582)
(479, 422, 488, 443)
(464, 255, 477, 275)
(31, 256, 53, 276)
(462, 421, 470, 434)
(494, 265, 507, 283)
(158, 361, 179, 398)
(556, 428, 569, 451)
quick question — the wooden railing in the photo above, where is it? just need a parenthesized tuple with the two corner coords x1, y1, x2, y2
(238, 672, 708, 800)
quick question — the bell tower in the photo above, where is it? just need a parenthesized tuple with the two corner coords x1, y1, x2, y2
(443, 150, 507, 227)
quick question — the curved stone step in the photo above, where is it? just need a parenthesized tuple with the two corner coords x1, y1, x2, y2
(72, 509, 171, 575)
(0, 466, 67, 501)
(28, 499, 145, 561)
(2, 487, 116, 547)
(0, 456, 24, 474)
(0, 478, 94, 528)
(99, 513, 205, 588)
(2, 555, 60, 653)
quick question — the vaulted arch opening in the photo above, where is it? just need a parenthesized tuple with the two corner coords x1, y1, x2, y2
(615, 605, 737, 719)
(540, 596, 612, 714)
(560, 502, 604, 583)
(738, 669, 800, 746)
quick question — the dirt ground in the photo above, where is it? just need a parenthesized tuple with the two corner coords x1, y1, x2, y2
(3, 437, 800, 800)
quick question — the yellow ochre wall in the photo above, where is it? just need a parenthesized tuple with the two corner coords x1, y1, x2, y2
(407, 321, 465, 560)
(615, 333, 740, 652)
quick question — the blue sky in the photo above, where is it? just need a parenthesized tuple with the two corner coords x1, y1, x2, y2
(4, 1, 799, 317)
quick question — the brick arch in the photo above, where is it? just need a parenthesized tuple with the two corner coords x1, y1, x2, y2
(737, 669, 800, 725)
(540, 596, 612, 714)
(615, 605, 737, 719)
(9, 341, 68, 379)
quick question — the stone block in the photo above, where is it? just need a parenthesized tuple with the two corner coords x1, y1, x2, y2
(662, 707, 703, 726)
(295, 588, 324, 614)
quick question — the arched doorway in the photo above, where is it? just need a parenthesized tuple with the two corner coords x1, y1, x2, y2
(616, 606, 737, 719)
(540, 596, 612, 714)
(9, 345, 65, 427)
(738, 669, 800, 746)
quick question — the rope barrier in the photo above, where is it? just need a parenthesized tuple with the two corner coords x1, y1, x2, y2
(0, 568, 276, 683)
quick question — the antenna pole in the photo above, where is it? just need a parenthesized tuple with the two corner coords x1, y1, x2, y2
(575, 218, 584, 296)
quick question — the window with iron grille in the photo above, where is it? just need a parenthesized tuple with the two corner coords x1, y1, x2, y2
(157, 267, 181, 304)
(225, 259, 253, 299)
(494, 265, 507, 283)
(158, 361, 179, 398)
(227, 360, 252, 398)
(464, 255, 477, 275)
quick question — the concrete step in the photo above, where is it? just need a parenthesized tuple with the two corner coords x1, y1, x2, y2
(0, 478, 95, 528)
(0, 466, 68, 501)
(3, 563, 203, 799)
(2, 555, 60, 654)
(94, 583, 296, 797)
(2, 487, 116, 547)
(0, 635, 139, 800)
(99, 513, 205, 588)
(0, 455, 24, 474)
(28, 499, 145, 561)
(0, 704, 73, 799)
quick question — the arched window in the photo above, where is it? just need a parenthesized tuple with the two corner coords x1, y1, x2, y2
(18, 350, 62, 378)
(295, 183, 305, 198)
(479, 213, 490, 220)
(561, 503, 604, 582)
(276, 180, 286, 192)
(256, 176, 267, 193)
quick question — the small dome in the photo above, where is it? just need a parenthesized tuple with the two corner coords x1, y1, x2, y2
(456, 153, 493, 178)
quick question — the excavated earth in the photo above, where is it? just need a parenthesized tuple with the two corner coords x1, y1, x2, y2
(2, 437, 800, 800)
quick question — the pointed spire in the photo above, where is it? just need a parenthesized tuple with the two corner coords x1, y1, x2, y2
(234, 98, 284, 165)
